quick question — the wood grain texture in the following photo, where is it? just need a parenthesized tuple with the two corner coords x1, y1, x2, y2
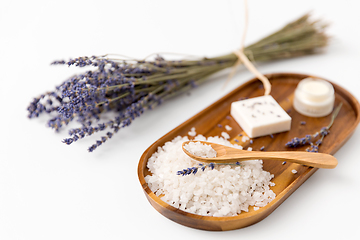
(182, 141, 338, 169)
(137, 73, 360, 231)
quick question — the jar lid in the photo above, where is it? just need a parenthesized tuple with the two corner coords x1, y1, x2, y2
(293, 77, 335, 117)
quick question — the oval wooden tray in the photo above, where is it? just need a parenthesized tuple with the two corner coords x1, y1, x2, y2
(138, 73, 360, 231)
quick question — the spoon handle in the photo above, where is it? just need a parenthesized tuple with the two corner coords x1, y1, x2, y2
(223, 151, 338, 169)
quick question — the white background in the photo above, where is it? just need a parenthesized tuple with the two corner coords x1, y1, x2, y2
(1, 0, 360, 239)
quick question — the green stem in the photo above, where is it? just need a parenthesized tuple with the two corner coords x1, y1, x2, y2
(327, 103, 343, 129)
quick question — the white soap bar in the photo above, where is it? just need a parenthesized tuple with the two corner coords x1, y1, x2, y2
(230, 95, 291, 138)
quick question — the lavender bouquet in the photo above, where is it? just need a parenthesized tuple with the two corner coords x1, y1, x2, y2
(27, 14, 329, 152)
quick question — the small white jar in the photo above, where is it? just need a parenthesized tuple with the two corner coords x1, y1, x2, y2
(293, 77, 335, 117)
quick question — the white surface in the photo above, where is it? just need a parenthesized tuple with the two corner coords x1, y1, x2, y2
(1, 0, 360, 239)
(231, 95, 291, 137)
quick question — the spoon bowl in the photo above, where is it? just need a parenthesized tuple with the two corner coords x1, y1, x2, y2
(182, 141, 338, 169)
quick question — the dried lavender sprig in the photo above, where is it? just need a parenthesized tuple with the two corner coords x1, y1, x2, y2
(177, 162, 242, 176)
(285, 103, 342, 152)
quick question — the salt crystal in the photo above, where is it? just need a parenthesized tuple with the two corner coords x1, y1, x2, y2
(221, 132, 230, 139)
(188, 127, 196, 137)
(225, 125, 232, 131)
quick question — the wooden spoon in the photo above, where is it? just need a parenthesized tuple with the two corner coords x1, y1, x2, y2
(182, 141, 338, 169)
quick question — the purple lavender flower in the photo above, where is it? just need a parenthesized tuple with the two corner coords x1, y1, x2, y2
(29, 54, 233, 152)
(177, 161, 244, 176)
(177, 167, 198, 176)
(306, 144, 319, 153)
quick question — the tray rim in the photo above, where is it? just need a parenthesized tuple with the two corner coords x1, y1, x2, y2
(137, 72, 360, 231)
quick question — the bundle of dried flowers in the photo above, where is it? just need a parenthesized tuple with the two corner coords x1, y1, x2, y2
(27, 14, 329, 152)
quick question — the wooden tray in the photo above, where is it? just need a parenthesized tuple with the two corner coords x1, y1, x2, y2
(137, 73, 360, 231)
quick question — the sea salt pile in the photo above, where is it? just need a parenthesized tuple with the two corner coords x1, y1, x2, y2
(183, 141, 217, 158)
(145, 133, 276, 217)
